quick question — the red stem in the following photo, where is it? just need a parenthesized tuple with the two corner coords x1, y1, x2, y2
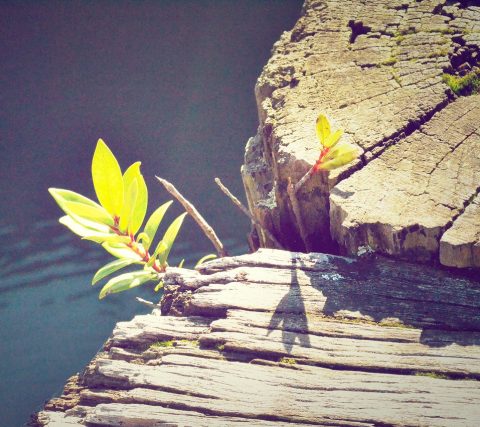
(109, 224, 164, 273)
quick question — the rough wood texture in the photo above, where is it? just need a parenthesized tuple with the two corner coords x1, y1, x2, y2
(35, 249, 480, 426)
(241, 0, 480, 268)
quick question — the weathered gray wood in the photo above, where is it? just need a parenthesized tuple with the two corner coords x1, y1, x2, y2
(36, 411, 84, 426)
(80, 354, 480, 426)
(110, 313, 211, 348)
(36, 249, 480, 426)
(84, 403, 324, 426)
(201, 326, 480, 377)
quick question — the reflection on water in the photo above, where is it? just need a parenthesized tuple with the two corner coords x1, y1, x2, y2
(0, 219, 247, 426)
(0, 1, 301, 425)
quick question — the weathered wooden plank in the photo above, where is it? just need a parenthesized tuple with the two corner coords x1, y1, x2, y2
(36, 410, 84, 426)
(80, 354, 480, 426)
(217, 309, 424, 342)
(84, 403, 325, 426)
(188, 280, 480, 331)
(201, 325, 480, 377)
(110, 314, 211, 348)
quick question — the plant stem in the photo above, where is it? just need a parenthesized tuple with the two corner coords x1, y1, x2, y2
(294, 147, 329, 193)
(109, 224, 164, 273)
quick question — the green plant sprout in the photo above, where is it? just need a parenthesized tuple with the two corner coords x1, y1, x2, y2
(294, 114, 361, 192)
(49, 139, 188, 299)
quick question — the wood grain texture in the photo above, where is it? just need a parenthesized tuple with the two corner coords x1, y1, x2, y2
(35, 249, 480, 426)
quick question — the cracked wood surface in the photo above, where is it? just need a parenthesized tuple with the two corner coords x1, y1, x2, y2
(241, 0, 480, 268)
(35, 249, 480, 426)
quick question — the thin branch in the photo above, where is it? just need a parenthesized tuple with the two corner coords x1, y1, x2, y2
(294, 164, 317, 193)
(215, 177, 283, 249)
(156, 176, 227, 257)
(287, 177, 311, 252)
(135, 297, 160, 308)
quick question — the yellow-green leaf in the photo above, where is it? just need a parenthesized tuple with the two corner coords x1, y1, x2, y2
(316, 114, 331, 147)
(59, 216, 97, 237)
(318, 142, 360, 171)
(121, 162, 148, 235)
(178, 259, 185, 268)
(92, 139, 124, 217)
(323, 128, 344, 148)
(102, 242, 143, 260)
(83, 233, 131, 244)
(143, 201, 173, 250)
(195, 254, 217, 268)
(154, 281, 164, 292)
(157, 212, 187, 268)
(63, 201, 114, 226)
(99, 270, 155, 299)
(147, 240, 167, 267)
(119, 179, 138, 233)
(92, 258, 140, 285)
(49, 188, 102, 212)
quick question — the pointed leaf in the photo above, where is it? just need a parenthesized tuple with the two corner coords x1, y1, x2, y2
(318, 142, 360, 171)
(99, 270, 155, 299)
(147, 240, 167, 267)
(154, 281, 164, 292)
(323, 129, 344, 149)
(143, 200, 173, 250)
(59, 215, 112, 236)
(121, 162, 148, 235)
(157, 212, 187, 268)
(92, 258, 139, 285)
(63, 201, 114, 226)
(102, 242, 143, 260)
(195, 254, 217, 268)
(136, 232, 150, 248)
(83, 233, 131, 244)
(58, 216, 94, 237)
(119, 179, 138, 233)
(178, 259, 185, 268)
(92, 139, 124, 216)
(316, 114, 331, 147)
(49, 188, 104, 212)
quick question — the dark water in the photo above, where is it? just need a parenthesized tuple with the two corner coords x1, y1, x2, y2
(0, 1, 301, 425)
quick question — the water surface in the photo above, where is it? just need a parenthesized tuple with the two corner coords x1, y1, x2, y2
(0, 1, 301, 425)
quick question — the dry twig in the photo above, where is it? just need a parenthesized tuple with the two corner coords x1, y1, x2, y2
(215, 177, 282, 249)
(156, 176, 227, 257)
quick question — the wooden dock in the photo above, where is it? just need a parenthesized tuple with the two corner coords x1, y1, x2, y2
(35, 249, 480, 426)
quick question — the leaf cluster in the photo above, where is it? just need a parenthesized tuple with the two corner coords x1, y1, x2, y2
(49, 139, 187, 299)
(314, 114, 361, 171)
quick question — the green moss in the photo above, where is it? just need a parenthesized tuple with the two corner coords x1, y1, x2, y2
(381, 57, 397, 66)
(427, 48, 449, 58)
(395, 34, 405, 45)
(442, 70, 480, 96)
(415, 371, 449, 380)
(150, 340, 175, 348)
(215, 343, 225, 352)
(279, 357, 297, 365)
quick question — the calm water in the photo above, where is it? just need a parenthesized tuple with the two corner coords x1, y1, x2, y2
(0, 1, 301, 425)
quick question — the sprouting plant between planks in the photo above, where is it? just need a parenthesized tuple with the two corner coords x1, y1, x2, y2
(49, 139, 191, 299)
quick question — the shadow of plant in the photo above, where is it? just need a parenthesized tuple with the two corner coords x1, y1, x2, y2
(269, 251, 480, 352)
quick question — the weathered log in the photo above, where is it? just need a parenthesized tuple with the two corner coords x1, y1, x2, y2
(242, 0, 480, 268)
(35, 249, 480, 426)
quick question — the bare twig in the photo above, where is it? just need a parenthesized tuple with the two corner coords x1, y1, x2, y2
(294, 164, 317, 193)
(287, 177, 311, 251)
(156, 176, 227, 257)
(215, 177, 282, 249)
(135, 297, 160, 308)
